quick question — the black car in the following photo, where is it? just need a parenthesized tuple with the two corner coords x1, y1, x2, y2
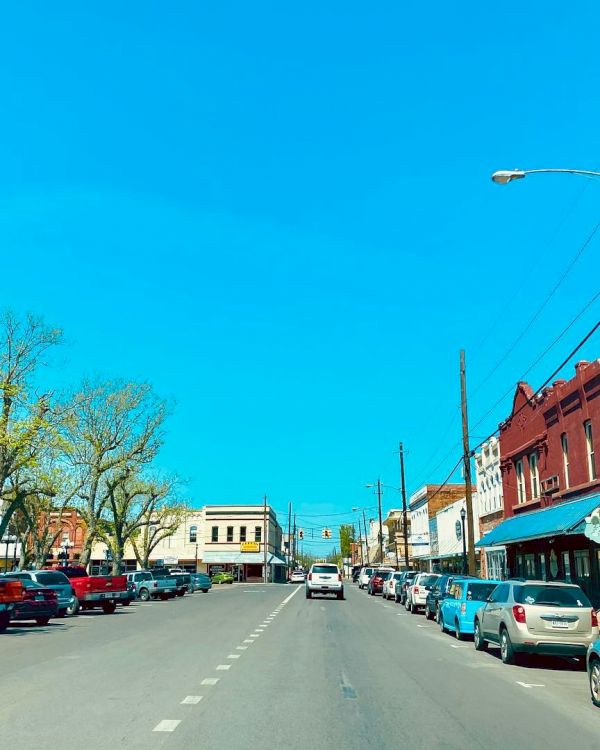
(394, 571, 417, 604)
(424, 574, 476, 621)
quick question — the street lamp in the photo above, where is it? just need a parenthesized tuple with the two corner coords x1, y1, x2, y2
(491, 168, 600, 185)
(2, 534, 17, 572)
(460, 508, 467, 575)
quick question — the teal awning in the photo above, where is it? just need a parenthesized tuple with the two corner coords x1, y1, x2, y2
(476, 493, 600, 548)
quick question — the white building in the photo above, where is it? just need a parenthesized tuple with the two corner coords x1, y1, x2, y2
(436, 495, 480, 570)
(409, 487, 430, 562)
(475, 438, 506, 579)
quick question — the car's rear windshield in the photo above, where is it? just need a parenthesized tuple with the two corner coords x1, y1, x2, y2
(35, 572, 69, 585)
(364, 568, 373, 575)
(138, 572, 153, 580)
(515, 584, 591, 608)
(312, 565, 338, 574)
(466, 582, 498, 602)
(420, 575, 440, 586)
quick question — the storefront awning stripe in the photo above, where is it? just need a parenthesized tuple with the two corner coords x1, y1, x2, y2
(475, 493, 600, 548)
(202, 551, 287, 565)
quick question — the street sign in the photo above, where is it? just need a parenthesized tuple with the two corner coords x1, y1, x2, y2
(240, 542, 260, 553)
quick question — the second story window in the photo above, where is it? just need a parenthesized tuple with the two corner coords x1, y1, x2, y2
(529, 453, 539, 499)
(227, 526, 234, 542)
(561, 433, 570, 488)
(255, 526, 262, 542)
(240, 526, 247, 542)
(189, 525, 197, 543)
(585, 420, 597, 480)
(515, 459, 525, 503)
(211, 526, 219, 543)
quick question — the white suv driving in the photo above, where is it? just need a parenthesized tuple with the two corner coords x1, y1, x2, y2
(306, 563, 344, 600)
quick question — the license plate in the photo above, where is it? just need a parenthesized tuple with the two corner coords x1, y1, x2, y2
(551, 620, 569, 629)
(35, 595, 44, 601)
(103, 592, 114, 599)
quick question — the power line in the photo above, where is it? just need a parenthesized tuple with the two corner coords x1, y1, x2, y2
(471, 219, 600, 398)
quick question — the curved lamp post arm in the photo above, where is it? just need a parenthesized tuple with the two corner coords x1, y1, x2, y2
(492, 168, 600, 184)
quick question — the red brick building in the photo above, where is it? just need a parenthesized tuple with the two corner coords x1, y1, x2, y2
(479, 360, 600, 604)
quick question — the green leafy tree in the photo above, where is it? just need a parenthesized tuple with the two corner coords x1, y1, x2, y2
(339, 524, 355, 559)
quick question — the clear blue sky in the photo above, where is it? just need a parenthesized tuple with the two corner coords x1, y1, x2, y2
(1, 3, 599, 553)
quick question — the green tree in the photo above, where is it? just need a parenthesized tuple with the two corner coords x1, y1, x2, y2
(339, 523, 355, 559)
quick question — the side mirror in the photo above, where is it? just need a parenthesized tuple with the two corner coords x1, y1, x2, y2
(486, 596, 494, 603)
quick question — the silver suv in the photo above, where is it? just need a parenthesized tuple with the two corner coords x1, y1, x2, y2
(474, 579, 599, 664)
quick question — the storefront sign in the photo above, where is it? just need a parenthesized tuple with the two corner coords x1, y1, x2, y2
(584, 507, 600, 543)
(240, 542, 260, 553)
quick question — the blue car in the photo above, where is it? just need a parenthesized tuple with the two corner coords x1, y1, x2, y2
(439, 578, 502, 640)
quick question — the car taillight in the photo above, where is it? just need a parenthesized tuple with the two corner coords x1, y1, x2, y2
(23, 589, 36, 601)
(592, 610, 598, 628)
(460, 603, 466, 614)
(308, 573, 312, 581)
(414, 586, 419, 594)
(512, 605, 527, 624)
(47, 590, 57, 601)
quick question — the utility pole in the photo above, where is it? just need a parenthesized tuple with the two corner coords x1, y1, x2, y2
(263, 494, 268, 584)
(460, 350, 476, 576)
(362, 510, 370, 564)
(293, 514, 297, 569)
(399, 442, 409, 570)
(287, 501, 292, 580)
(377, 477, 384, 564)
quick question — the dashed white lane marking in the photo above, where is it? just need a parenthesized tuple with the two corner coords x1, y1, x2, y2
(516, 681, 545, 689)
(249, 634, 260, 638)
(153, 720, 181, 732)
(217, 664, 231, 670)
(181, 696, 203, 705)
(417, 625, 426, 628)
(201, 678, 219, 686)
(237, 646, 249, 650)
(228, 654, 241, 659)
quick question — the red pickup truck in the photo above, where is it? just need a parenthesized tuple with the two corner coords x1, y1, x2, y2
(56, 566, 128, 614)
(0, 578, 23, 631)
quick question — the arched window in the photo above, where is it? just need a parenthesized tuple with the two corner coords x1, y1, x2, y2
(189, 525, 197, 543)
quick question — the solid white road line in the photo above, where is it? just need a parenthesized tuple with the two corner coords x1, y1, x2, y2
(201, 678, 220, 686)
(216, 664, 231, 670)
(153, 720, 181, 732)
(181, 696, 203, 705)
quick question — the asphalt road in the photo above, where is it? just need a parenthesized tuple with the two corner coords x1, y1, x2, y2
(2, 582, 600, 749)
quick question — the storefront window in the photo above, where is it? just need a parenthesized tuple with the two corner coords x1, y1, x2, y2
(525, 553, 535, 578)
(574, 549, 591, 579)
(562, 551, 572, 582)
(538, 553, 546, 581)
(516, 554, 524, 577)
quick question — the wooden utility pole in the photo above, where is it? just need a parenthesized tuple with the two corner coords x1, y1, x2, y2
(377, 478, 384, 563)
(460, 350, 477, 576)
(399, 442, 410, 570)
(287, 501, 292, 580)
(263, 494, 268, 584)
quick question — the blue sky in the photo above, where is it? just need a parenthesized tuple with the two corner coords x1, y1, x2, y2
(1, 3, 599, 552)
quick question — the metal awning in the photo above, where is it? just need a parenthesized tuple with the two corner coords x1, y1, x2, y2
(202, 551, 287, 565)
(475, 493, 600, 548)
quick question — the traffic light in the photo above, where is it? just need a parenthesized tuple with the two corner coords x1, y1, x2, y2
(322, 528, 332, 539)
(298, 529, 304, 540)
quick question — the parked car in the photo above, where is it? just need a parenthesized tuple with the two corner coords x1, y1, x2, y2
(290, 569, 306, 583)
(126, 570, 177, 601)
(55, 565, 128, 614)
(368, 569, 394, 596)
(7, 569, 75, 617)
(151, 567, 190, 595)
(425, 574, 477, 622)
(8, 578, 58, 626)
(394, 571, 417, 604)
(306, 563, 344, 600)
(358, 567, 375, 590)
(587, 639, 600, 707)
(474, 579, 599, 664)
(212, 571, 234, 585)
(439, 578, 501, 640)
(0, 577, 23, 632)
(383, 571, 404, 600)
(405, 573, 441, 613)
(351, 566, 362, 583)
(190, 572, 212, 592)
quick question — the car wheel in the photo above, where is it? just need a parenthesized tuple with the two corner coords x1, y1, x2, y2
(439, 613, 445, 632)
(435, 604, 440, 624)
(0, 611, 9, 632)
(202, 589, 209, 593)
(474, 620, 488, 651)
(57, 608, 67, 618)
(455, 620, 463, 641)
(337, 591, 344, 601)
(121, 600, 131, 606)
(177, 590, 185, 597)
(500, 628, 516, 665)
(590, 659, 600, 707)
(138, 588, 150, 602)
(66, 597, 79, 616)
(101, 601, 117, 615)
(36, 616, 51, 626)
(405, 598, 410, 611)
(425, 606, 433, 621)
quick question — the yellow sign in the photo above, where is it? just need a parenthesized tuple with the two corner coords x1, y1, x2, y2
(240, 542, 260, 553)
